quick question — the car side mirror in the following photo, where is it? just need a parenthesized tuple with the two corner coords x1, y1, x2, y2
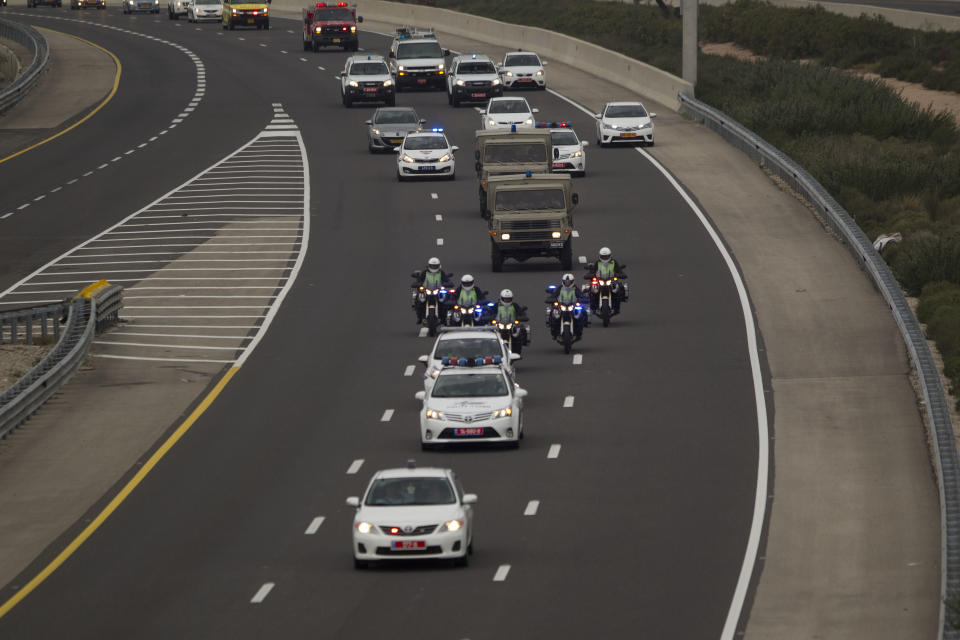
(394, 147, 401, 153)
(411, 269, 422, 279)
(415, 391, 426, 401)
(346, 496, 360, 508)
(581, 140, 589, 147)
(509, 352, 521, 362)
(419, 118, 427, 124)
(364, 119, 372, 125)
(443, 49, 451, 56)
(418, 354, 429, 365)
(553, 148, 559, 160)
(650, 112, 657, 118)
(451, 145, 459, 152)
(515, 388, 528, 398)
(462, 493, 478, 505)
(571, 193, 579, 205)
(479, 110, 486, 116)
(357, 15, 363, 22)
(388, 51, 395, 58)
(594, 113, 602, 119)
(532, 108, 539, 113)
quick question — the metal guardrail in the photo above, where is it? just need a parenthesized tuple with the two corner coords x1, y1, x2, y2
(0, 283, 124, 440)
(0, 18, 50, 115)
(678, 93, 959, 639)
(0, 301, 65, 345)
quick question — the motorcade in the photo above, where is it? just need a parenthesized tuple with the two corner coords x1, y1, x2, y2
(418, 326, 519, 392)
(302, 1, 362, 52)
(388, 27, 450, 92)
(595, 101, 656, 147)
(366, 106, 425, 153)
(446, 53, 502, 107)
(498, 50, 547, 90)
(338, 55, 394, 107)
(346, 463, 476, 568)
(474, 128, 552, 217)
(396, 129, 458, 181)
(480, 96, 538, 130)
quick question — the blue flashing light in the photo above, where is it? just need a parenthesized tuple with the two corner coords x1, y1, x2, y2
(441, 357, 451, 365)
(431, 127, 444, 133)
(510, 124, 517, 133)
(471, 53, 477, 59)
(525, 170, 532, 177)
(475, 357, 484, 366)
(547, 284, 557, 290)
(493, 355, 502, 364)
(487, 302, 495, 307)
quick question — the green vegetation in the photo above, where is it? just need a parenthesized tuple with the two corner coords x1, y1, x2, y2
(402, 0, 960, 400)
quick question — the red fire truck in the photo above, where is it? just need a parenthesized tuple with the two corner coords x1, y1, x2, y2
(302, 2, 362, 52)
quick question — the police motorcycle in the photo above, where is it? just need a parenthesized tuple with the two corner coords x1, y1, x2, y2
(493, 308, 531, 355)
(545, 284, 587, 354)
(582, 262, 628, 327)
(449, 300, 495, 327)
(411, 269, 452, 337)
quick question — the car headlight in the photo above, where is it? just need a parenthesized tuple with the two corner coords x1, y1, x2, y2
(437, 154, 451, 162)
(492, 407, 512, 418)
(551, 231, 562, 239)
(501, 233, 511, 240)
(487, 118, 496, 127)
(504, 70, 513, 77)
(371, 128, 381, 135)
(524, 118, 533, 125)
(348, 80, 359, 87)
(492, 78, 501, 86)
(573, 150, 582, 157)
(608, 124, 620, 130)
(401, 155, 415, 163)
(455, 79, 465, 87)
(398, 65, 405, 72)
(443, 519, 463, 532)
(438, 63, 444, 70)
(356, 522, 374, 534)
(350, 25, 356, 32)
(315, 27, 321, 33)
(536, 69, 544, 76)
(383, 79, 393, 87)
(426, 409, 444, 419)
(231, 8, 237, 13)
(262, 7, 267, 12)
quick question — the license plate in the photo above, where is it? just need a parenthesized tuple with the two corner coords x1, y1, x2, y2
(363, 88, 377, 93)
(390, 138, 403, 144)
(417, 165, 435, 172)
(392, 540, 426, 549)
(517, 78, 532, 82)
(552, 162, 565, 168)
(332, 38, 340, 43)
(417, 78, 427, 84)
(621, 132, 637, 138)
(455, 427, 484, 436)
(471, 92, 486, 98)
(246, 18, 254, 23)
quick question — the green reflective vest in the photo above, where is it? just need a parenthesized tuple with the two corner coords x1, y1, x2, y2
(423, 270, 443, 288)
(597, 259, 616, 278)
(458, 287, 478, 307)
(558, 286, 578, 304)
(496, 303, 517, 323)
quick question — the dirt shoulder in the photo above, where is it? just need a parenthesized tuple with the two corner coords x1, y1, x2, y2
(0, 344, 52, 393)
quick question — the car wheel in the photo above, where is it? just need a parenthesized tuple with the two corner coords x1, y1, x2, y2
(354, 558, 368, 570)
(447, 172, 455, 181)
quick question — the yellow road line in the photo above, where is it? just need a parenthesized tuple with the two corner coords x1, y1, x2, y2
(0, 28, 121, 166)
(0, 365, 241, 619)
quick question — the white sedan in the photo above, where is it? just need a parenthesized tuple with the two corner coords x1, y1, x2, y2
(188, 0, 221, 21)
(415, 363, 526, 449)
(499, 50, 547, 90)
(543, 123, 588, 177)
(346, 464, 476, 568)
(396, 129, 458, 181)
(481, 97, 539, 130)
(595, 101, 656, 147)
(418, 326, 519, 392)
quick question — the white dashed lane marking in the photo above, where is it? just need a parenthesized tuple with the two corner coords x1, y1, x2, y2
(524, 500, 540, 516)
(578, 255, 587, 264)
(547, 444, 561, 459)
(1, 213, 12, 220)
(380, 409, 394, 422)
(404, 365, 415, 376)
(436, 238, 444, 246)
(418, 327, 428, 337)
(430, 193, 438, 200)
(572, 230, 580, 238)
(435, 214, 442, 222)
(563, 395, 574, 408)
(250, 583, 275, 603)
(493, 565, 511, 582)
(16, 203, 29, 210)
(347, 459, 364, 474)
(304, 516, 325, 535)
(572, 354, 583, 365)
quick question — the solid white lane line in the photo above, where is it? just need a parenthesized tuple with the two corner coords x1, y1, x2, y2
(435, 214, 442, 221)
(404, 365, 415, 376)
(436, 238, 444, 246)
(524, 500, 540, 516)
(572, 354, 583, 365)
(347, 459, 364, 475)
(381, 409, 394, 422)
(430, 193, 438, 199)
(418, 327, 428, 337)
(250, 583, 274, 604)
(95, 353, 235, 364)
(305, 516, 325, 535)
(563, 395, 574, 408)
(493, 565, 511, 582)
(547, 444, 561, 459)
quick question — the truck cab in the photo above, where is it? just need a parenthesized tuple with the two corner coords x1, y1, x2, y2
(303, 1, 361, 52)
(486, 173, 578, 271)
(474, 128, 552, 217)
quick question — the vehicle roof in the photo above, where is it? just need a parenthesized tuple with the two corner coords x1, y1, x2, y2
(475, 129, 552, 142)
(405, 131, 447, 139)
(455, 53, 493, 62)
(373, 467, 450, 480)
(504, 50, 540, 57)
(604, 101, 645, 107)
(487, 172, 572, 185)
(395, 37, 440, 45)
(489, 96, 529, 104)
(550, 128, 580, 136)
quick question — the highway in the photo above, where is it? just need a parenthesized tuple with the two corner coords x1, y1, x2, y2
(0, 10, 761, 638)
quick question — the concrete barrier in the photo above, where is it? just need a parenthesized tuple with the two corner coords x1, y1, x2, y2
(269, 0, 694, 110)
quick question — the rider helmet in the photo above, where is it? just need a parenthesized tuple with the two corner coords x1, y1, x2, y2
(427, 257, 441, 272)
(561, 273, 575, 286)
(461, 274, 475, 288)
(598, 247, 612, 262)
(500, 289, 513, 303)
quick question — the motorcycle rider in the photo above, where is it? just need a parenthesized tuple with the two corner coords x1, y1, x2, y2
(547, 273, 586, 338)
(411, 257, 452, 324)
(584, 246, 628, 314)
(449, 274, 488, 324)
(494, 288, 529, 353)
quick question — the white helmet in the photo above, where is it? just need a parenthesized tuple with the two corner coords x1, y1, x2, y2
(500, 289, 513, 302)
(461, 274, 475, 288)
(599, 247, 612, 262)
(561, 273, 575, 286)
(427, 257, 440, 271)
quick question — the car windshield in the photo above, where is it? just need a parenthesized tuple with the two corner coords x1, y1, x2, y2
(432, 373, 509, 397)
(489, 100, 530, 114)
(396, 42, 443, 59)
(495, 188, 565, 211)
(375, 110, 418, 124)
(316, 8, 353, 19)
(405, 136, 447, 150)
(434, 338, 502, 360)
(458, 62, 496, 74)
(484, 143, 546, 163)
(350, 62, 389, 75)
(605, 104, 647, 118)
(550, 131, 579, 145)
(504, 54, 540, 67)
(364, 477, 456, 506)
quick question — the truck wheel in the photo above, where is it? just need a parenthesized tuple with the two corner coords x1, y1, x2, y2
(303, 40, 310, 51)
(491, 242, 504, 272)
(342, 93, 352, 108)
(560, 239, 573, 270)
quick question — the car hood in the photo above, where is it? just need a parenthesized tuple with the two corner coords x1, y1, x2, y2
(427, 397, 505, 412)
(350, 74, 392, 83)
(356, 504, 464, 525)
(373, 124, 420, 135)
(193, 2, 220, 8)
(458, 73, 499, 82)
(402, 149, 450, 159)
(396, 57, 444, 67)
(487, 112, 533, 123)
(602, 116, 652, 129)
(502, 65, 543, 75)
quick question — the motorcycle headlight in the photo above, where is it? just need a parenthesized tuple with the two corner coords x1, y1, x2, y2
(492, 78, 501, 86)
(487, 118, 496, 127)
(456, 80, 466, 86)
(426, 409, 444, 419)
(444, 519, 463, 532)
(383, 79, 393, 87)
(348, 80, 359, 87)
(437, 154, 451, 163)
(401, 155, 415, 163)
(355, 522, 374, 534)
(492, 407, 512, 418)
(350, 25, 356, 32)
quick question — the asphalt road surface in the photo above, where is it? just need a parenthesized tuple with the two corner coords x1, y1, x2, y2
(0, 10, 761, 639)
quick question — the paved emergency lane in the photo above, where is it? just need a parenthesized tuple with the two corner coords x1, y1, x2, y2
(0, 15, 762, 639)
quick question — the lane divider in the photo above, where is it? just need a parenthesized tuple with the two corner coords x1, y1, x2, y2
(304, 516, 325, 535)
(250, 582, 274, 604)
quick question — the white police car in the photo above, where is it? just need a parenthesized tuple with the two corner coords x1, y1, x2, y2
(338, 54, 395, 107)
(480, 96, 539, 130)
(418, 326, 519, 392)
(346, 463, 476, 568)
(396, 129, 458, 181)
(447, 53, 502, 107)
(499, 50, 547, 90)
(539, 121, 588, 177)
(595, 101, 657, 147)
(415, 362, 526, 450)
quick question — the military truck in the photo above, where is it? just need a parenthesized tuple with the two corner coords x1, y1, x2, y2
(475, 128, 552, 217)
(486, 173, 578, 271)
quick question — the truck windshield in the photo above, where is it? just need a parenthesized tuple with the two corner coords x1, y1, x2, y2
(350, 62, 389, 75)
(316, 8, 353, 19)
(484, 143, 546, 163)
(397, 42, 443, 59)
(495, 188, 565, 211)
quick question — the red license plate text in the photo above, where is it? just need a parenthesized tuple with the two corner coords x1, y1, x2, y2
(392, 540, 426, 549)
(455, 427, 484, 436)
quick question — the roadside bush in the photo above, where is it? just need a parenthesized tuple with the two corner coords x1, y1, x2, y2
(891, 233, 960, 296)
(917, 281, 960, 396)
